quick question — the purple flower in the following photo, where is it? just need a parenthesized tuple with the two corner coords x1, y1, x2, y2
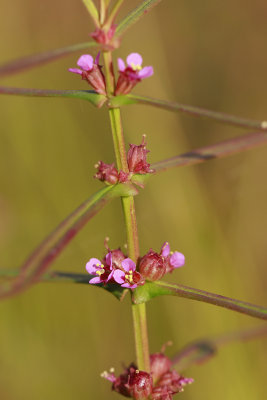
(160, 242, 185, 274)
(86, 252, 114, 284)
(69, 53, 106, 95)
(113, 258, 143, 289)
(115, 53, 153, 95)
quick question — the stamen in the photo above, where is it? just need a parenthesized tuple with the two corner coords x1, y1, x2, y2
(131, 62, 142, 71)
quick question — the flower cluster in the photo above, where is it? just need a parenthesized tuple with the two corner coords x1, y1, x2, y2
(101, 351, 193, 399)
(69, 52, 153, 96)
(94, 135, 154, 185)
(85, 241, 185, 290)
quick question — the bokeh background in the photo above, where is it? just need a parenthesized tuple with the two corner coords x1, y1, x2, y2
(0, 0, 267, 399)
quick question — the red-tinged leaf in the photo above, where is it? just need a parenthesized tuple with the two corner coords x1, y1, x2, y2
(0, 269, 127, 301)
(132, 281, 267, 320)
(110, 94, 267, 131)
(115, 0, 163, 37)
(0, 183, 138, 300)
(171, 324, 267, 371)
(0, 87, 106, 107)
(151, 131, 267, 173)
(0, 41, 97, 77)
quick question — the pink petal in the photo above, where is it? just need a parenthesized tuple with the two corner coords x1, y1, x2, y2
(138, 66, 154, 79)
(106, 269, 114, 282)
(121, 283, 137, 289)
(127, 53, 143, 67)
(105, 252, 112, 269)
(113, 269, 125, 284)
(117, 58, 126, 72)
(89, 276, 102, 284)
(161, 242, 170, 257)
(121, 258, 136, 272)
(68, 68, 82, 75)
(86, 258, 102, 274)
(170, 252, 185, 268)
(95, 52, 100, 65)
(77, 54, 94, 71)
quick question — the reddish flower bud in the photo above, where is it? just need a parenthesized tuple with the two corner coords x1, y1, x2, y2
(151, 386, 174, 400)
(91, 25, 120, 50)
(139, 250, 166, 281)
(106, 248, 126, 269)
(127, 136, 154, 175)
(94, 161, 119, 185)
(127, 369, 153, 400)
(150, 353, 172, 383)
(157, 370, 193, 394)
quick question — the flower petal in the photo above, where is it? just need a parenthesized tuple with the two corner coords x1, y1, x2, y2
(68, 68, 82, 75)
(138, 66, 154, 79)
(170, 252, 185, 268)
(89, 276, 102, 284)
(117, 58, 126, 72)
(105, 252, 112, 269)
(121, 283, 137, 289)
(113, 269, 125, 284)
(121, 258, 136, 272)
(106, 269, 114, 282)
(77, 54, 94, 71)
(161, 242, 170, 257)
(95, 52, 101, 65)
(86, 258, 102, 274)
(127, 53, 143, 68)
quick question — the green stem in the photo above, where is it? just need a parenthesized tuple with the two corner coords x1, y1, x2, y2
(104, 51, 150, 372)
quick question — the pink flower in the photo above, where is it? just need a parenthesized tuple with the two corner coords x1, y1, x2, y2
(160, 242, 185, 274)
(113, 258, 143, 289)
(115, 53, 153, 95)
(69, 53, 106, 95)
(86, 252, 114, 284)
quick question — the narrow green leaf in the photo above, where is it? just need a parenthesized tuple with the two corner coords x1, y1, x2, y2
(0, 269, 127, 301)
(171, 324, 267, 371)
(151, 131, 267, 173)
(82, 0, 99, 26)
(0, 87, 107, 107)
(0, 42, 97, 77)
(0, 183, 138, 300)
(132, 281, 267, 320)
(0, 270, 126, 300)
(112, 94, 267, 132)
(115, 0, 163, 37)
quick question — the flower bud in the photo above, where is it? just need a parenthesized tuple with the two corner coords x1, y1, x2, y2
(150, 353, 172, 382)
(107, 248, 126, 269)
(127, 369, 153, 400)
(151, 386, 173, 400)
(94, 161, 119, 185)
(157, 370, 193, 394)
(139, 250, 166, 281)
(127, 136, 154, 175)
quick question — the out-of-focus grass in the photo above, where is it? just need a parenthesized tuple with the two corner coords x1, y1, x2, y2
(0, 1, 266, 399)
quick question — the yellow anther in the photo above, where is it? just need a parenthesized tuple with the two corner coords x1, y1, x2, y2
(130, 62, 142, 71)
(96, 269, 104, 276)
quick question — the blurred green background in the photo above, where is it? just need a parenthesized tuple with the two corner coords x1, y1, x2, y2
(0, 0, 266, 399)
